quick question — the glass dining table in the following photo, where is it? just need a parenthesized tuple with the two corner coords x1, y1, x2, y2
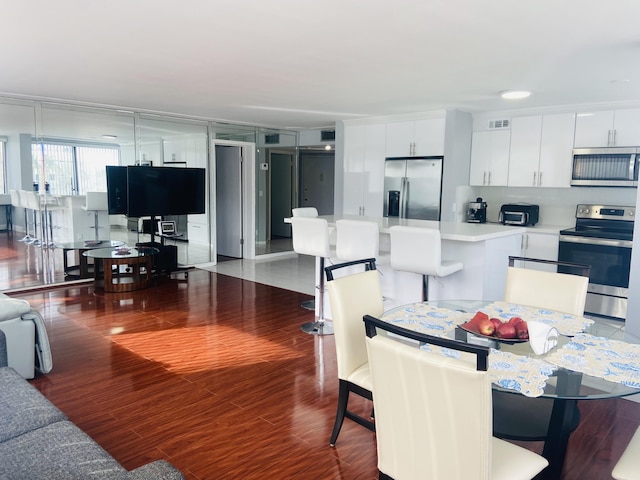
(381, 299, 640, 480)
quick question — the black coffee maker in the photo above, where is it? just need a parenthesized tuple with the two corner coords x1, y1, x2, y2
(466, 197, 487, 223)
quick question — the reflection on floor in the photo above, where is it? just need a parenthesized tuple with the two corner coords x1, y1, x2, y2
(199, 253, 314, 296)
(255, 237, 293, 256)
(0, 226, 300, 294)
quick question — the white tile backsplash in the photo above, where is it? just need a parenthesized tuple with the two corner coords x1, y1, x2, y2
(456, 186, 637, 226)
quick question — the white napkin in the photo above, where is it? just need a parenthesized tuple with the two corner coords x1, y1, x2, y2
(527, 321, 559, 355)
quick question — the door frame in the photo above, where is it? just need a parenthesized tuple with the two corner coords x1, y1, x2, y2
(211, 139, 256, 262)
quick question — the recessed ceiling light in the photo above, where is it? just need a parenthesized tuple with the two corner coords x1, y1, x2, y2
(500, 90, 532, 100)
(102, 134, 118, 139)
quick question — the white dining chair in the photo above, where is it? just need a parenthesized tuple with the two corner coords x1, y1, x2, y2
(325, 258, 383, 446)
(494, 256, 591, 450)
(612, 425, 640, 480)
(364, 314, 548, 480)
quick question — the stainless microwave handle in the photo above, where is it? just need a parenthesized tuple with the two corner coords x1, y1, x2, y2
(629, 153, 637, 181)
(559, 235, 633, 249)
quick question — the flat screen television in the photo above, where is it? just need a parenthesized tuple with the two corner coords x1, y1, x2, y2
(105, 166, 128, 215)
(126, 166, 206, 217)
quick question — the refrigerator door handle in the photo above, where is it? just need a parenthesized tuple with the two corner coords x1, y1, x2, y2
(399, 177, 406, 218)
(402, 178, 410, 218)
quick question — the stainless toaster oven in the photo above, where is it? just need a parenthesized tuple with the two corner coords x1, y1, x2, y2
(499, 203, 539, 226)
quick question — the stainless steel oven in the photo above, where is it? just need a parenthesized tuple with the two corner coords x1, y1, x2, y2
(558, 204, 634, 321)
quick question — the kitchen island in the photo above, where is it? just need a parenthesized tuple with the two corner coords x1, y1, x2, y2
(314, 215, 525, 318)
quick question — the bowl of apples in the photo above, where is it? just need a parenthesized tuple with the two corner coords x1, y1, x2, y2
(459, 311, 529, 344)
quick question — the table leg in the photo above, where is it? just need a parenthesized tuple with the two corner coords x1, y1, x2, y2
(535, 370, 583, 479)
(535, 398, 578, 479)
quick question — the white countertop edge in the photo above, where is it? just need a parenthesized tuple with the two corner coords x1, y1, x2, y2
(286, 215, 571, 242)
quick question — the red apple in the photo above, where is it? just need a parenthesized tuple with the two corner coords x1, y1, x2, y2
(478, 318, 496, 336)
(509, 316, 525, 326)
(468, 311, 489, 327)
(496, 323, 517, 339)
(515, 321, 529, 339)
(490, 318, 502, 331)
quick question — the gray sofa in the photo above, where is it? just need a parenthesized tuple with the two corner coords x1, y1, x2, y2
(0, 331, 184, 480)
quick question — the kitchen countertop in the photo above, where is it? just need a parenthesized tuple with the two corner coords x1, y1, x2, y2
(286, 215, 570, 241)
(317, 215, 526, 242)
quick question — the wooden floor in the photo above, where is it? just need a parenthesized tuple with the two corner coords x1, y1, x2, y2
(3, 252, 639, 478)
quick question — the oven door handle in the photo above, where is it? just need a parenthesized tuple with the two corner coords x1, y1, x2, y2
(559, 235, 633, 249)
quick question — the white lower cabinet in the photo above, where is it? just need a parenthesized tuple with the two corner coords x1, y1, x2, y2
(521, 232, 559, 272)
(187, 222, 208, 245)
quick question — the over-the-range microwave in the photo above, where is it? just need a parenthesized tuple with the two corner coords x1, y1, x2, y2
(571, 147, 639, 187)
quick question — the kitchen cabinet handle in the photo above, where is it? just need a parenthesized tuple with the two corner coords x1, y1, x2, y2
(483, 171, 487, 186)
(488, 171, 492, 185)
(538, 171, 542, 186)
(533, 172, 536, 187)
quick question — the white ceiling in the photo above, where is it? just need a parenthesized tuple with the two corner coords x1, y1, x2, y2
(3, 0, 640, 130)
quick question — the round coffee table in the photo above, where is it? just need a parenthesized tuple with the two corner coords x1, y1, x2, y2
(83, 246, 158, 292)
(60, 240, 125, 279)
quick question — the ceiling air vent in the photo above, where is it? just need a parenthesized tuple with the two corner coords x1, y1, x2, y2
(488, 119, 510, 129)
(321, 130, 335, 141)
(264, 134, 280, 144)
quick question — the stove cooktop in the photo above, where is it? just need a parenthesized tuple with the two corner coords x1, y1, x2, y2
(560, 204, 635, 241)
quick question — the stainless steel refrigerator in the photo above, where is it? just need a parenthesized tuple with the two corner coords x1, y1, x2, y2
(383, 156, 443, 221)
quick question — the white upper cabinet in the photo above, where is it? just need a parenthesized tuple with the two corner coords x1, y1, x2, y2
(470, 129, 510, 186)
(507, 116, 543, 187)
(538, 113, 576, 188)
(385, 117, 445, 157)
(508, 113, 575, 188)
(574, 108, 640, 147)
(343, 123, 386, 216)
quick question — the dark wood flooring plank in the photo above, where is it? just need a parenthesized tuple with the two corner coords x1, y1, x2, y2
(5, 264, 639, 480)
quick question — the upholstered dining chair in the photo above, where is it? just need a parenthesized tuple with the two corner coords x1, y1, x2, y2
(363, 314, 548, 480)
(325, 258, 383, 446)
(494, 256, 591, 445)
(389, 225, 462, 301)
(504, 256, 590, 316)
(612, 425, 640, 480)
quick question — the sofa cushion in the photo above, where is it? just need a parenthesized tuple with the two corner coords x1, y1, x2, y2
(0, 367, 67, 442)
(0, 420, 129, 479)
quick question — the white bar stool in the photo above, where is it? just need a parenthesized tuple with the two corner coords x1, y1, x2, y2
(291, 207, 320, 311)
(291, 216, 335, 335)
(22, 191, 42, 246)
(83, 192, 109, 242)
(389, 225, 463, 301)
(335, 219, 379, 262)
(9, 190, 28, 242)
(291, 207, 318, 217)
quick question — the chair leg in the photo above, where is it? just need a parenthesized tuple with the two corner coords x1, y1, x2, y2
(329, 380, 350, 446)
